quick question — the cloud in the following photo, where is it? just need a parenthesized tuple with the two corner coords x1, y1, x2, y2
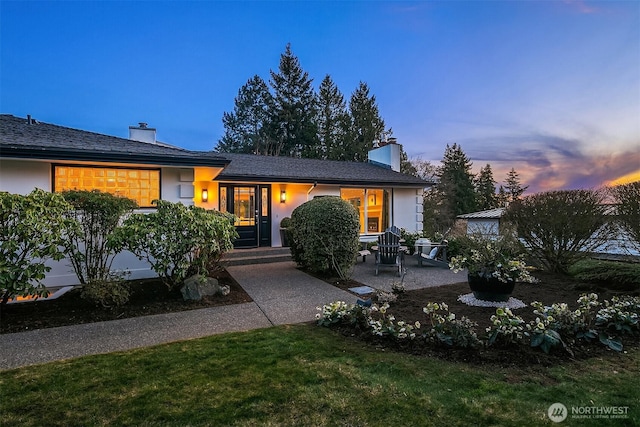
(424, 132, 640, 194)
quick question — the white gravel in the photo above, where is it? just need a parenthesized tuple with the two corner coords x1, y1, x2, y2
(457, 293, 527, 309)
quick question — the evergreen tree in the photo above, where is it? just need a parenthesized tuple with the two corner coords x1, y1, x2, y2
(215, 75, 274, 154)
(316, 74, 350, 160)
(269, 43, 318, 157)
(438, 143, 477, 216)
(504, 168, 528, 203)
(496, 185, 509, 208)
(347, 81, 385, 162)
(400, 146, 418, 176)
(475, 164, 497, 210)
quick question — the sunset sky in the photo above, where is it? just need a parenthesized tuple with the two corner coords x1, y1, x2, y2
(2, 1, 638, 193)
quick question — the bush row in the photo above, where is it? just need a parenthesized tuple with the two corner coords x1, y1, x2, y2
(317, 294, 640, 354)
(1, 190, 237, 308)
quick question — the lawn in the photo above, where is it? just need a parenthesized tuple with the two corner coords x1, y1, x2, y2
(1, 324, 638, 427)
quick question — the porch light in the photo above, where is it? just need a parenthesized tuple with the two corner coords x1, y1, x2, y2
(201, 189, 208, 203)
(280, 190, 286, 203)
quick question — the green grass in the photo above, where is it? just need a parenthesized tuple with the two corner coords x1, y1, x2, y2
(1, 325, 638, 426)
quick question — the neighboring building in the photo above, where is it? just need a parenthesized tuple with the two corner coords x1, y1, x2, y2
(457, 208, 505, 237)
(0, 114, 431, 286)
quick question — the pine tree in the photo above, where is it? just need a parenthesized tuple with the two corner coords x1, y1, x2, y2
(475, 164, 497, 210)
(438, 143, 477, 216)
(496, 185, 509, 208)
(269, 43, 318, 157)
(400, 146, 418, 176)
(347, 81, 385, 162)
(504, 168, 528, 203)
(316, 75, 350, 160)
(215, 75, 274, 154)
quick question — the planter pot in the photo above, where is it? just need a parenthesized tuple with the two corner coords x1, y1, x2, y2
(280, 228, 290, 247)
(467, 274, 515, 302)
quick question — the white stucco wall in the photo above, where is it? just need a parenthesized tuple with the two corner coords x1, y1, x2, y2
(392, 188, 424, 233)
(0, 159, 51, 194)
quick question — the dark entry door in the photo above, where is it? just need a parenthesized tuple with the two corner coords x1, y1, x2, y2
(220, 184, 271, 248)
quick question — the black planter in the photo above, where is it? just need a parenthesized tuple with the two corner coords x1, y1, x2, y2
(280, 228, 290, 247)
(467, 274, 515, 302)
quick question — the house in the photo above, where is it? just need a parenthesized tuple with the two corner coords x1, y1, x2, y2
(0, 114, 431, 286)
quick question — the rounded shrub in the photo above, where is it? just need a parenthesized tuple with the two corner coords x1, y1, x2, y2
(290, 197, 359, 278)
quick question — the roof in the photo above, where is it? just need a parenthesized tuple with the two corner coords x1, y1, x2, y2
(457, 208, 506, 220)
(0, 114, 431, 187)
(0, 114, 229, 168)
(214, 153, 431, 187)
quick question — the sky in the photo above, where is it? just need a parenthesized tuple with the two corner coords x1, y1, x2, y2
(1, 0, 638, 194)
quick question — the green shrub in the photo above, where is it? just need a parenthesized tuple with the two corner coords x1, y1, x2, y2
(0, 189, 79, 306)
(568, 259, 640, 291)
(81, 273, 131, 308)
(111, 201, 237, 290)
(290, 197, 359, 279)
(280, 217, 292, 229)
(61, 190, 138, 285)
(503, 189, 609, 274)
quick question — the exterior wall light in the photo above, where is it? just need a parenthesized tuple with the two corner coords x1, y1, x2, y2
(280, 190, 286, 203)
(202, 189, 208, 203)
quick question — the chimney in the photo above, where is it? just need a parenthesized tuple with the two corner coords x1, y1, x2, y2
(368, 141, 401, 172)
(129, 122, 157, 144)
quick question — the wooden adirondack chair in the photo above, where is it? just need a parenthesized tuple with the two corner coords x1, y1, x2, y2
(375, 230, 405, 276)
(418, 240, 449, 268)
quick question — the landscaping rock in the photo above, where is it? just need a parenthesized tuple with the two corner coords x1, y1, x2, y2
(180, 275, 230, 301)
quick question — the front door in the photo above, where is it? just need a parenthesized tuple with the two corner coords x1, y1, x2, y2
(220, 184, 271, 248)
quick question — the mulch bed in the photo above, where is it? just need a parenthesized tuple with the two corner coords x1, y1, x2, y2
(0, 269, 252, 334)
(328, 271, 640, 366)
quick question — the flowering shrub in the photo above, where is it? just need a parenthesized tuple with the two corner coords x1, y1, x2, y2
(316, 293, 639, 355)
(596, 296, 640, 335)
(529, 316, 565, 354)
(449, 233, 535, 283)
(486, 307, 530, 346)
(422, 302, 481, 348)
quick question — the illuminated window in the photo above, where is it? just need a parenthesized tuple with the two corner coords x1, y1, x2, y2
(54, 166, 160, 207)
(340, 188, 388, 233)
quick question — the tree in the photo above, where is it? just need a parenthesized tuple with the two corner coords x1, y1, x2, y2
(475, 164, 497, 210)
(346, 81, 386, 162)
(215, 75, 274, 154)
(269, 43, 318, 157)
(504, 168, 528, 203)
(503, 189, 609, 274)
(610, 181, 640, 253)
(400, 146, 418, 176)
(0, 189, 78, 306)
(316, 74, 350, 160)
(61, 190, 138, 285)
(438, 143, 477, 216)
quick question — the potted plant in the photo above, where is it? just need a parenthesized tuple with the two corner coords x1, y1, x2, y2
(280, 217, 292, 247)
(449, 232, 535, 302)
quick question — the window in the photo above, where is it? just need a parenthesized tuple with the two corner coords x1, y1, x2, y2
(341, 188, 388, 233)
(54, 165, 160, 207)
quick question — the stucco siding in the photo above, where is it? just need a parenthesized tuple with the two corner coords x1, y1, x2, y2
(0, 159, 51, 194)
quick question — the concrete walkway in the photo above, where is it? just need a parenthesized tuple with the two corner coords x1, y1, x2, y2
(0, 262, 357, 370)
(0, 257, 463, 370)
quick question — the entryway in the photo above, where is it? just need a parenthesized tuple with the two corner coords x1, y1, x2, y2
(219, 184, 271, 248)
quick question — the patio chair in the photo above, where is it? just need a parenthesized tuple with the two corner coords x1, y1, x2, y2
(385, 225, 401, 237)
(375, 230, 405, 276)
(418, 240, 449, 268)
